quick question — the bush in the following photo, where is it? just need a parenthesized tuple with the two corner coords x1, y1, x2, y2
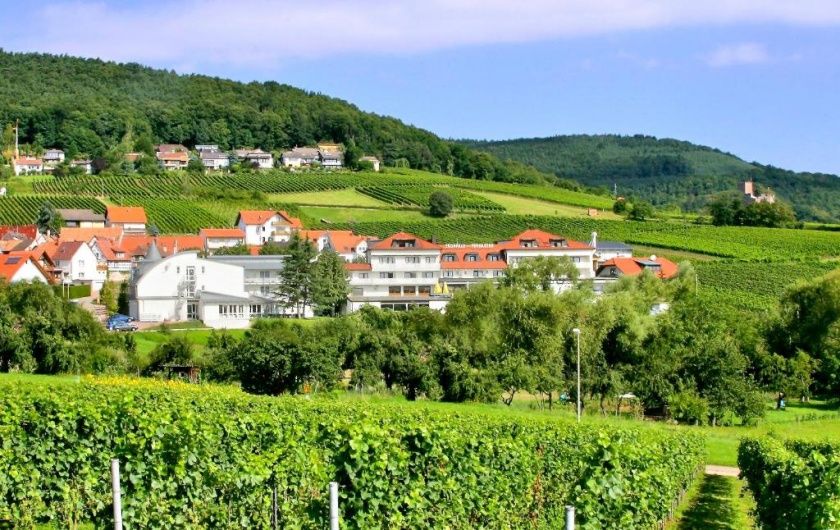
(428, 190, 454, 217)
(667, 390, 709, 425)
(0, 377, 705, 529)
(739, 437, 840, 529)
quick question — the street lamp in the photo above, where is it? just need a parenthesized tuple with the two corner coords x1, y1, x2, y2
(572, 327, 581, 422)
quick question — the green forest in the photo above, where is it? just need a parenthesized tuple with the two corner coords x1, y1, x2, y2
(465, 134, 840, 222)
(0, 51, 547, 185)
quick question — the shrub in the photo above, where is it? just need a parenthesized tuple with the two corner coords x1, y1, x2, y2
(667, 390, 709, 425)
(428, 190, 454, 217)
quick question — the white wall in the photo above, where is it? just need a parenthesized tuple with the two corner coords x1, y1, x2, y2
(10, 260, 48, 283)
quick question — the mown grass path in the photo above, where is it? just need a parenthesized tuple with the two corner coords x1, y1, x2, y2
(669, 472, 756, 530)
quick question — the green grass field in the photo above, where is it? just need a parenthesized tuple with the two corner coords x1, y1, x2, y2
(470, 190, 621, 219)
(299, 205, 479, 224)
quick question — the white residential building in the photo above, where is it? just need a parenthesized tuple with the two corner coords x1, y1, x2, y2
(200, 228, 246, 251)
(12, 157, 43, 175)
(52, 240, 105, 290)
(70, 159, 93, 174)
(359, 156, 381, 171)
(42, 149, 65, 169)
(199, 150, 230, 170)
(0, 252, 50, 283)
(236, 210, 302, 246)
(281, 147, 320, 167)
(497, 229, 597, 284)
(235, 149, 274, 169)
(346, 232, 449, 312)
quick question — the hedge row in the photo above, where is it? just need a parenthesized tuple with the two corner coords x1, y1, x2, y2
(0, 377, 705, 529)
(739, 437, 840, 529)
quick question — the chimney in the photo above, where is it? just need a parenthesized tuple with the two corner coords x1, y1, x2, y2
(590, 231, 598, 249)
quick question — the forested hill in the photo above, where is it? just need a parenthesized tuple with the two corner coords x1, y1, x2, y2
(0, 50, 547, 184)
(463, 135, 840, 222)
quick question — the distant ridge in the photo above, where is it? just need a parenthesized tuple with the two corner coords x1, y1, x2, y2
(463, 134, 840, 222)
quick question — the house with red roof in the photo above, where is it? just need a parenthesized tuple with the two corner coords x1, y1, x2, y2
(440, 244, 508, 290)
(236, 210, 302, 246)
(106, 206, 147, 234)
(324, 230, 370, 261)
(347, 232, 448, 312)
(156, 150, 189, 170)
(12, 157, 44, 176)
(200, 228, 246, 251)
(0, 252, 50, 284)
(51, 240, 105, 290)
(496, 229, 597, 280)
(596, 256, 679, 280)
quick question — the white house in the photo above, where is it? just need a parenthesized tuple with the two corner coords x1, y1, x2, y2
(590, 232, 633, 263)
(52, 240, 105, 290)
(70, 159, 93, 174)
(319, 150, 344, 168)
(106, 206, 147, 234)
(236, 210, 302, 246)
(359, 156, 381, 172)
(88, 237, 133, 282)
(346, 232, 449, 312)
(324, 230, 369, 261)
(235, 149, 274, 169)
(496, 229, 597, 284)
(439, 244, 507, 291)
(56, 208, 106, 228)
(281, 147, 320, 168)
(156, 150, 189, 170)
(42, 149, 65, 170)
(200, 228, 246, 251)
(12, 157, 43, 175)
(199, 150, 230, 170)
(0, 251, 50, 283)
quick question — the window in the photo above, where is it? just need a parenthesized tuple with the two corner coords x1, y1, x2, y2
(423, 271, 434, 278)
(425, 256, 435, 263)
(419, 286, 432, 296)
(392, 239, 415, 248)
(404, 272, 416, 279)
(379, 256, 395, 264)
(465, 253, 478, 262)
(219, 304, 226, 316)
(403, 286, 417, 295)
(176, 266, 180, 274)
(520, 239, 537, 248)
(493, 270, 503, 277)
(389, 286, 401, 296)
(405, 256, 420, 264)
(473, 270, 484, 277)
(359, 272, 369, 279)
(380, 272, 395, 279)
(250, 304, 263, 316)
(444, 271, 455, 278)
(487, 254, 500, 261)
(442, 253, 456, 262)
(260, 270, 271, 279)
(572, 256, 582, 263)
(550, 239, 567, 248)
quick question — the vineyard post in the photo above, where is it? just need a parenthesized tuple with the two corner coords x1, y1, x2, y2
(271, 483, 278, 530)
(111, 458, 123, 530)
(329, 481, 339, 530)
(565, 505, 575, 529)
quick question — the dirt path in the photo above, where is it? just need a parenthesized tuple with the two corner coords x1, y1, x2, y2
(704, 465, 740, 477)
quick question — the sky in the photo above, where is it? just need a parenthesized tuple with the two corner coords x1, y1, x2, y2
(1, 1, 839, 174)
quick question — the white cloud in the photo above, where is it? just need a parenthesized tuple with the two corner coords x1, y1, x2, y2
(3, 1, 839, 68)
(704, 43, 771, 67)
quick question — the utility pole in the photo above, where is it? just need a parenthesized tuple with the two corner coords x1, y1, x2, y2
(572, 327, 581, 422)
(14, 119, 19, 159)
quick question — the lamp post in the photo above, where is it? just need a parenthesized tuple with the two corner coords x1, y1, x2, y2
(572, 328, 581, 422)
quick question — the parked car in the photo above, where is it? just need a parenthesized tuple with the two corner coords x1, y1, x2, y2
(108, 313, 134, 323)
(109, 321, 138, 332)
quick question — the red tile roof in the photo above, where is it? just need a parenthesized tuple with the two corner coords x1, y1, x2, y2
(237, 210, 302, 228)
(0, 225, 38, 240)
(0, 252, 48, 282)
(13, 157, 42, 166)
(326, 230, 367, 254)
(199, 228, 245, 239)
(369, 232, 440, 251)
(107, 206, 147, 224)
(344, 262, 372, 271)
(156, 151, 189, 162)
(116, 235, 203, 257)
(440, 245, 508, 270)
(496, 229, 592, 251)
(52, 241, 85, 262)
(60, 226, 124, 243)
(599, 257, 679, 279)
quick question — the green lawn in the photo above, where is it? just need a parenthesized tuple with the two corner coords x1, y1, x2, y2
(300, 205, 479, 224)
(269, 189, 389, 207)
(470, 190, 621, 219)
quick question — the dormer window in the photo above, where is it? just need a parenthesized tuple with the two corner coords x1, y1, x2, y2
(549, 239, 567, 248)
(520, 239, 537, 248)
(442, 253, 456, 262)
(465, 253, 478, 262)
(392, 239, 416, 248)
(487, 253, 500, 261)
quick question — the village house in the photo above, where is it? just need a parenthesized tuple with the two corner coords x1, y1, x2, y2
(359, 156, 381, 171)
(156, 144, 188, 154)
(199, 149, 230, 170)
(42, 149, 65, 170)
(56, 208, 106, 228)
(235, 149, 274, 169)
(156, 150, 189, 170)
(281, 147, 320, 168)
(12, 157, 43, 175)
(589, 232, 633, 263)
(0, 251, 51, 284)
(70, 159, 93, 174)
(106, 206, 147, 234)
(596, 256, 679, 280)
(325, 230, 370, 261)
(51, 240, 105, 290)
(195, 144, 219, 152)
(236, 210, 302, 246)
(200, 228, 246, 251)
